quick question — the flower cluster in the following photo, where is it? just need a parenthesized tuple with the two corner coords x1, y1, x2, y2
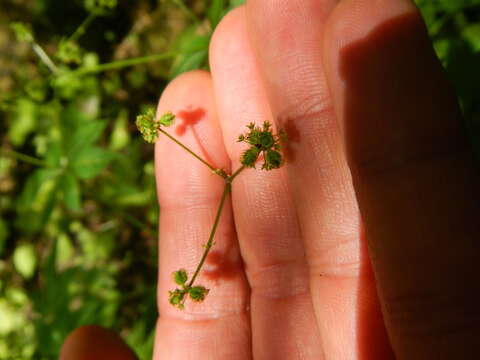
(135, 109, 175, 143)
(168, 269, 209, 310)
(238, 121, 287, 170)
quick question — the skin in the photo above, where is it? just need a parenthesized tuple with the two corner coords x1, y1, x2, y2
(60, 0, 480, 359)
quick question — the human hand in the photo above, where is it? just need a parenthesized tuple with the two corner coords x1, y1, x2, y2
(61, 0, 480, 359)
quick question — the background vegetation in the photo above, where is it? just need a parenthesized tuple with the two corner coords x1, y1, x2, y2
(0, 0, 479, 358)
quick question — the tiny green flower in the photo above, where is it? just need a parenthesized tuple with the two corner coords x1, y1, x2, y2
(238, 121, 286, 170)
(159, 111, 175, 127)
(173, 269, 188, 286)
(135, 109, 175, 143)
(169, 289, 186, 309)
(188, 286, 209, 302)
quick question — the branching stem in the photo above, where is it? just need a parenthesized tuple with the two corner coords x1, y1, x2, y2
(158, 128, 222, 175)
(187, 182, 231, 287)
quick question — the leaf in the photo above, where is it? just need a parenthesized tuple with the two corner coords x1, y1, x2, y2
(8, 98, 37, 146)
(70, 146, 114, 179)
(13, 244, 37, 279)
(208, 0, 227, 30)
(463, 23, 480, 52)
(170, 50, 208, 78)
(59, 172, 82, 211)
(16, 168, 60, 212)
(174, 26, 210, 53)
(68, 120, 107, 159)
(44, 141, 63, 167)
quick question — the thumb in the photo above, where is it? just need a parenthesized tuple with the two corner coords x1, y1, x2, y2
(59, 325, 137, 360)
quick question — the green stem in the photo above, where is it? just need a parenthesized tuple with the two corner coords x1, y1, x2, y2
(31, 43, 59, 74)
(69, 13, 97, 42)
(187, 183, 231, 287)
(170, 0, 201, 23)
(68, 52, 177, 76)
(158, 128, 220, 174)
(228, 165, 245, 183)
(0, 148, 47, 167)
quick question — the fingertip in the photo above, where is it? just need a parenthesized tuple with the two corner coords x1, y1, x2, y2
(59, 325, 137, 360)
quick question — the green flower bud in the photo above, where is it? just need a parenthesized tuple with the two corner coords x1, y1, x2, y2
(241, 147, 260, 168)
(173, 269, 188, 286)
(188, 286, 209, 302)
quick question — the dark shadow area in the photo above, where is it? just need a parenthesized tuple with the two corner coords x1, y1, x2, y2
(340, 12, 464, 176)
(203, 234, 244, 282)
(338, 11, 449, 359)
(340, 10, 479, 359)
(277, 115, 301, 162)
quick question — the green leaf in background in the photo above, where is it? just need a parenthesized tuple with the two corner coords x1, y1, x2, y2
(109, 110, 131, 151)
(463, 23, 480, 52)
(68, 120, 107, 159)
(59, 172, 82, 211)
(171, 50, 209, 78)
(208, 0, 227, 30)
(13, 244, 37, 279)
(437, 0, 480, 12)
(70, 146, 114, 179)
(16, 168, 60, 212)
(0, 218, 9, 256)
(8, 98, 38, 146)
(45, 141, 63, 167)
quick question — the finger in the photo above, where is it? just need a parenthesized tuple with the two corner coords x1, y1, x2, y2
(210, 7, 323, 358)
(59, 325, 137, 360)
(323, 0, 480, 358)
(246, 0, 392, 359)
(153, 71, 251, 360)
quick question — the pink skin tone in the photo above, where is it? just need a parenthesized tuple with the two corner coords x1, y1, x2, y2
(61, 1, 480, 359)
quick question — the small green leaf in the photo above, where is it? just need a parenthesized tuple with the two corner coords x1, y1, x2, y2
(172, 269, 188, 286)
(13, 244, 37, 279)
(188, 286, 209, 302)
(59, 172, 81, 211)
(70, 147, 114, 179)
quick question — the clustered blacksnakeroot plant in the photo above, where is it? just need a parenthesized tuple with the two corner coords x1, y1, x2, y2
(136, 109, 287, 309)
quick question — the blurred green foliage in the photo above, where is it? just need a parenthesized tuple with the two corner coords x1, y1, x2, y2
(0, 0, 479, 358)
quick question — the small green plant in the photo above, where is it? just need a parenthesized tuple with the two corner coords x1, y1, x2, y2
(136, 109, 286, 309)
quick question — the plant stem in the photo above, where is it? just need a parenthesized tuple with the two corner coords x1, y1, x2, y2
(31, 43, 59, 74)
(0, 148, 47, 167)
(158, 128, 221, 174)
(187, 182, 231, 287)
(68, 52, 178, 76)
(69, 12, 97, 42)
(228, 165, 245, 183)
